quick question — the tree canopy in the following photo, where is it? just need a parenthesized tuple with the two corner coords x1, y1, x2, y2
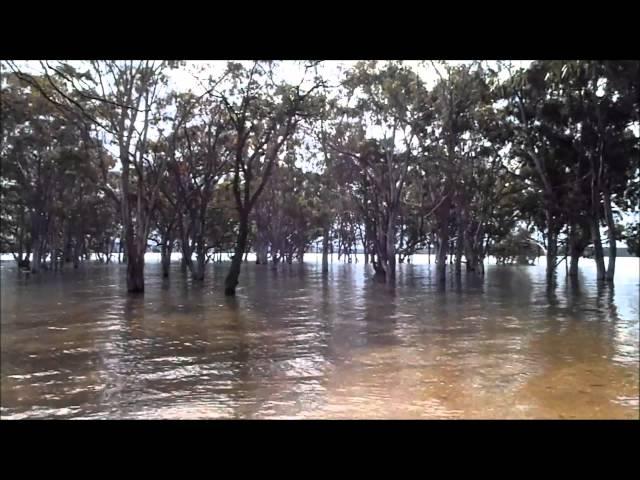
(2, 60, 638, 294)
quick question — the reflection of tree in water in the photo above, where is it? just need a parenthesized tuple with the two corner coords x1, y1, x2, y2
(217, 266, 333, 418)
(94, 293, 143, 417)
(360, 279, 400, 348)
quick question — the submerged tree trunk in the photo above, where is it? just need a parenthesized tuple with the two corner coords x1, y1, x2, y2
(589, 156, 606, 281)
(127, 247, 145, 293)
(31, 237, 43, 274)
(545, 211, 559, 282)
(568, 236, 580, 277)
(590, 216, 606, 281)
(297, 237, 305, 264)
(435, 197, 451, 284)
(72, 237, 81, 269)
(181, 243, 194, 275)
(63, 228, 73, 264)
(255, 228, 268, 264)
(322, 226, 329, 274)
(602, 187, 616, 282)
(225, 213, 249, 296)
(385, 213, 397, 285)
(161, 239, 172, 278)
(454, 220, 464, 276)
(436, 237, 447, 284)
(569, 250, 579, 277)
(568, 223, 581, 278)
(464, 239, 476, 273)
(191, 235, 206, 281)
(362, 226, 369, 265)
(546, 231, 558, 282)
(256, 239, 269, 265)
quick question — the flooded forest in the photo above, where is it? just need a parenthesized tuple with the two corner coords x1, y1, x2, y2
(1, 60, 639, 419)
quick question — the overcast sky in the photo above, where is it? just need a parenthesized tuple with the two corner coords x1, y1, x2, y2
(166, 60, 534, 95)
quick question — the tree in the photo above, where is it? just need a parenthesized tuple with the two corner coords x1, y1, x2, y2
(326, 61, 426, 283)
(213, 61, 324, 295)
(7, 60, 176, 292)
(167, 92, 230, 280)
(0, 71, 113, 272)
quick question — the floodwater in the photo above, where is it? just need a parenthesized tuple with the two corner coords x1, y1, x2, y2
(1, 255, 638, 419)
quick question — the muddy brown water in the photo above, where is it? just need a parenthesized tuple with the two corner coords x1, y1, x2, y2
(1, 256, 638, 419)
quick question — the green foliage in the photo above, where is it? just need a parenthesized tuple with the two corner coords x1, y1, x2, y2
(2, 60, 638, 283)
(489, 228, 542, 265)
(625, 223, 640, 256)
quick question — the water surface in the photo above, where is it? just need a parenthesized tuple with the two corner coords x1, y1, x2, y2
(1, 255, 638, 419)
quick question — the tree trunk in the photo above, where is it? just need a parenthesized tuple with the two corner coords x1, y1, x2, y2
(297, 237, 305, 264)
(464, 241, 477, 273)
(435, 196, 451, 284)
(436, 236, 447, 284)
(590, 216, 606, 281)
(385, 214, 396, 285)
(225, 213, 249, 296)
(105, 236, 113, 264)
(191, 236, 206, 281)
(588, 157, 606, 281)
(127, 247, 145, 293)
(362, 226, 369, 265)
(569, 250, 579, 277)
(256, 237, 268, 264)
(31, 236, 43, 274)
(123, 208, 147, 293)
(568, 223, 581, 278)
(72, 238, 80, 269)
(454, 219, 464, 275)
(545, 210, 558, 282)
(30, 212, 46, 274)
(255, 226, 269, 264)
(322, 226, 329, 274)
(161, 239, 172, 278)
(602, 187, 616, 282)
(181, 241, 193, 275)
(64, 228, 73, 263)
(546, 231, 557, 282)
(82, 239, 90, 261)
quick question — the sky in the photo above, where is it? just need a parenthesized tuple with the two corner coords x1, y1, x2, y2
(166, 60, 534, 94)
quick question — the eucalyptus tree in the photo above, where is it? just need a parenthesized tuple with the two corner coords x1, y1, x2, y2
(212, 61, 325, 295)
(167, 92, 231, 281)
(326, 61, 426, 283)
(416, 62, 491, 282)
(1, 71, 113, 272)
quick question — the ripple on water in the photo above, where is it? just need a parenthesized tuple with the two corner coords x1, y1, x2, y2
(1, 258, 639, 419)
